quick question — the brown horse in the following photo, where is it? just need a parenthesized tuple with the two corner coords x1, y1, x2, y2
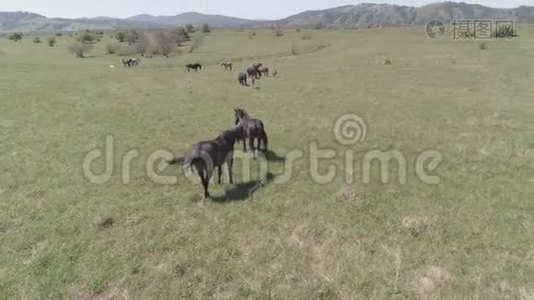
(260, 67, 269, 77)
(247, 67, 260, 79)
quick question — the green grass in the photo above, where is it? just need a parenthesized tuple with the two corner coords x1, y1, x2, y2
(1, 27, 534, 299)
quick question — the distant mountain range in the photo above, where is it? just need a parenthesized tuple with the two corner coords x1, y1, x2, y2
(1, 2, 533, 33)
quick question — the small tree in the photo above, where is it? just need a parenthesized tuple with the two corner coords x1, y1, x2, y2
(8, 33, 22, 42)
(186, 24, 194, 33)
(33, 37, 42, 43)
(48, 37, 57, 47)
(115, 31, 126, 42)
(133, 32, 152, 56)
(154, 31, 177, 57)
(77, 32, 94, 43)
(201, 23, 211, 33)
(176, 27, 190, 41)
(69, 43, 94, 58)
(125, 30, 140, 45)
(189, 35, 204, 53)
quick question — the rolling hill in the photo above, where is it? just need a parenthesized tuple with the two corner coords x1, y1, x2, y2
(1, 2, 533, 33)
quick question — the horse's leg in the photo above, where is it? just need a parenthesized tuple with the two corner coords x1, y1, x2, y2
(263, 134, 269, 152)
(249, 137, 256, 159)
(197, 169, 209, 198)
(243, 140, 247, 152)
(228, 158, 234, 184)
(217, 165, 222, 184)
(203, 169, 213, 198)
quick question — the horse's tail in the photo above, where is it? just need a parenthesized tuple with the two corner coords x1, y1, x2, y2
(168, 156, 186, 166)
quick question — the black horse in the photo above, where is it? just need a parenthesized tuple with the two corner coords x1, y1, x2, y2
(168, 127, 245, 198)
(234, 108, 268, 157)
(186, 63, 202, 72)
(238, 73, 248, 86)
(247, 67, 260, 79)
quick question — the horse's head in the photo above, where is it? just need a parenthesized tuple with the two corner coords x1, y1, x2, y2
(234, 108, 243, 125)
(234, 108, 248, 121)
(220, 126, 246, 143)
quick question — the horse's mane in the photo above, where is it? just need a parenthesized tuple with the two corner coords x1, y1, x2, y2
(217, 127, 242, 140)
(235, 108, 250, 118)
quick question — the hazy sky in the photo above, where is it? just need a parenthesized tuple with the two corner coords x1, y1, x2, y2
(1, 1, 533, 19)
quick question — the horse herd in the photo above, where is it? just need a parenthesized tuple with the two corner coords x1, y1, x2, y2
(168, 108, 268, 198)
(186, 60, 276, 86)
(121, 58, 276, 87)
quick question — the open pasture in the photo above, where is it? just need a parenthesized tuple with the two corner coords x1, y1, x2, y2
(1, 27, 534, 298)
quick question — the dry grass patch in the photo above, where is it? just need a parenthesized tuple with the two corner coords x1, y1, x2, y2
(411, 266, 452, 300)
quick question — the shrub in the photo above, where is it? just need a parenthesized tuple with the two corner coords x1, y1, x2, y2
(302, 35, 312, 40)
(384, 58, 392, 65)
(186, 24, 195, 33)
(8, 33, 22, 42)
(77, 32, 94, 43)
(479, 42, 488, 50)
(201, 24, 211, 33)
(105, 43, 120, 54)
(115, 31, 126, 42)
(33, 37, 42, 43)
(69, 43, 94, 58)
(55, 32, 63, 37)
(48, 37, 57, 47)
(275, 29, 284, 37)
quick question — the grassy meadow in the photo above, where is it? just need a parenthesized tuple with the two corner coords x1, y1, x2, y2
(1, 26, 534, 299)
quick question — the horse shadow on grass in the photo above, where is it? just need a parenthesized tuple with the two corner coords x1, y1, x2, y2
(262, 150, 286, 162)
(212, 172, 276, 203)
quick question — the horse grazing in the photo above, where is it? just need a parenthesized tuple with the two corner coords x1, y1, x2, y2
(122, 58, 141, 67)
(260, 67, 269, 77)
(238, 73, 248, 86)
(247, 67, 260, 79)
(220, 61, 233, 71)
(186, 63, 202, 72)
(130, 58, 141, 66)
(252, 63, 263, 78)
(234, 108, 268, 157)
(168, 127, 245, 198)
